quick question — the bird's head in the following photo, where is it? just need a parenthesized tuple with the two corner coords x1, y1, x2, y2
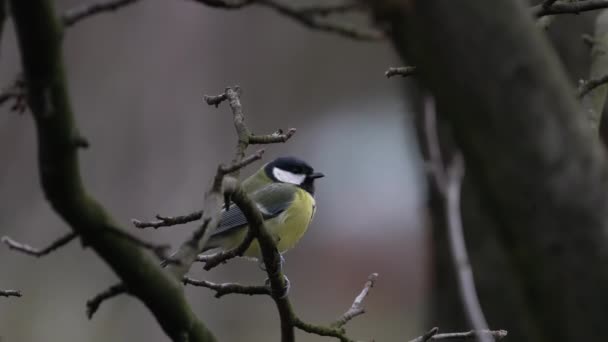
(264, 156, 324, 194)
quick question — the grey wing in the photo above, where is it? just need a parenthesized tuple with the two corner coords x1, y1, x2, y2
(210, 183, 297, 238)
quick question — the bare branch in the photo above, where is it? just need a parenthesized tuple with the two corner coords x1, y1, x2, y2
(533, 0, 608, 17)
(542, 0, 559, 9)
(86, 283, 127, 319)
(62, 0, 140, 27)
(183, 276, 270, 298)
(0, 75, 26, 113)
(385, 66, 417, 78)
(423, 97, 493, 342)
(132, 210, 204, 229)
(0, 289, 22, 298)
(197, 230, 255, 270)
(249, 128, 297, 144)
(219, 149, 265, 174)
(408, 327, 507, 342)
(190, 0, 253, 9)
(331, 273, 378, 328)
(257, 0, 381, 40)
(2, 232, 77, 257)
(579, 74, 608, 98)
(192, 0, 382, 40)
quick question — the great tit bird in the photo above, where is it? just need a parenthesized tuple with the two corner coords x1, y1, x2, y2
(203, 156, 324, 259)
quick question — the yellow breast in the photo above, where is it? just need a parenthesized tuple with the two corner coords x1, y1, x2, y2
(244, 188, 315, 257)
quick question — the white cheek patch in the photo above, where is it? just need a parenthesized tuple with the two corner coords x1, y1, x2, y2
(273, 167, 306, 185)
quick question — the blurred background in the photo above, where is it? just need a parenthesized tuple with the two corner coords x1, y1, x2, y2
(0, 1, 429, 341)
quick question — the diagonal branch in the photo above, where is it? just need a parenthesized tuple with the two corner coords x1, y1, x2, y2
(533, 0, 608, 17)
(62, 0, 140, 27)
(2, 232, 77, 257)
(9, 1, 215, 340)
(196, 229, 255, 270)
(86, 283, 127, 318)
(331, 273, 378, 328)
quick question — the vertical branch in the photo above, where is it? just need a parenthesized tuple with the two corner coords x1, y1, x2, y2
(424, 98, 493, 342)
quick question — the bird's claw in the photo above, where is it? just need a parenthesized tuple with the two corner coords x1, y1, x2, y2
(265, 275, 290, 299)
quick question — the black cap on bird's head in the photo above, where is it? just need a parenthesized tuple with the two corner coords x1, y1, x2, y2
(264, 156, 324, 195)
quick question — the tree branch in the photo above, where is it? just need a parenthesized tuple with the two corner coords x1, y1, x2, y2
(183, 276, 270, 298)
(2, 232, 77, 257)
(62, 0, 140, 27)
(132, 210, 204, 229)
(9, 1, 215, 340)
(0, 289, 22, 298)
(407, 327, 507, 342)
(533, 0, 608, 17)
(86, 283, 127, 318)
(191, 0, 382, 40)
(385, 66, 417, 78)
(331, 273, 378, 328)
(196, 229, 255, 270)
(423, 97, 493, 342)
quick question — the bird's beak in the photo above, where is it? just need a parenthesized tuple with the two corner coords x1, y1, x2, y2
(309, 172, 325, 179)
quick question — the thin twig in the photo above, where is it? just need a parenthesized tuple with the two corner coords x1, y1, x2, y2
(2, 232, 78, 257)
(219, 149, 265, 174)
(0, 289, 22, 297)
(197, 230, 255, 270)
(183, 276, 270, 298)
(0, 75, 26, 113)
(385, 66, 417, 78)
(191, 0, 382, 41)
(331, 273, 378, 328)
(257, 0, 381, 40)
(249, 128, 297, 144)
(533, 0, 608, 17)
(86, 283, 127, 318)
(423, 97, 493, 342)
(132, 210, 204, 229)
(579, 74, 608, 98)
(408, 327, 507, 342)
(62, 0, 140, 27)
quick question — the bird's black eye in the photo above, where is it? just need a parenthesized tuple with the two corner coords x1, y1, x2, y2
(292, 167, 302, 174)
